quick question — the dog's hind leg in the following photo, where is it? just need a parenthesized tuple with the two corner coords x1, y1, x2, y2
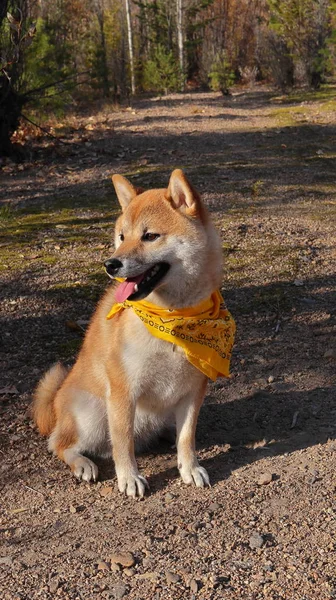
(48, 410, 99, 483)
(48, 390, 108, 482)
(63, 448, 99, 482)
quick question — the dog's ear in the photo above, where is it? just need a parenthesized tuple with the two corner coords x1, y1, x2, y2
(166, 169, 204, 219)
(112, 175, 142, 211)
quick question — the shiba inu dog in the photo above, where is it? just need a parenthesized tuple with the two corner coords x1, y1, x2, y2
(33, 169, 235, 498)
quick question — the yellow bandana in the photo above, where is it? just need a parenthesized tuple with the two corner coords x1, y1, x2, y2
(106, 290, 235, 381)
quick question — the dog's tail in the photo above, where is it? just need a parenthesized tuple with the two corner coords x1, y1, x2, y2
(32, 362, 68, 436)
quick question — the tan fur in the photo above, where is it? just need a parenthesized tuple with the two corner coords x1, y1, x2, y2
(33, 362, 68, 436)
(32, 170, 223, 496)
(53, 410, 78, 461)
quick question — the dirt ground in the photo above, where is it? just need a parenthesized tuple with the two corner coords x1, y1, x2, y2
(0, 86, 335, 600)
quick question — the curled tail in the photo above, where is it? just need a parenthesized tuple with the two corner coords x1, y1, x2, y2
(32, 362, 68, 436)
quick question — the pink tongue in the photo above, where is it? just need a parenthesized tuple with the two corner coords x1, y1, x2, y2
(115, 275, 144, 303)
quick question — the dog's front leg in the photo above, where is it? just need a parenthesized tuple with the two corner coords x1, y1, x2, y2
(107, 396, 148, 498)
(175, 380, 210, 488)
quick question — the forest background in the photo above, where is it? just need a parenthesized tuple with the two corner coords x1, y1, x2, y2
(1, 4, 336, 597)
(1, 0, 336, 157)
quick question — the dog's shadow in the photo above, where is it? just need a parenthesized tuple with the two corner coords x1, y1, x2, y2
(95, 385, 334, 493)
(198, 385, 334, 485)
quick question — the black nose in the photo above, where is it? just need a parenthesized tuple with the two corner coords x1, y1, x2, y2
(104, 258, 123, 275)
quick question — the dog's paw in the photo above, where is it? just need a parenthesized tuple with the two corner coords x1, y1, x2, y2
(72, 456, 98, 483)
(117, 472, 149, 498)
(179, 463, 210, 488)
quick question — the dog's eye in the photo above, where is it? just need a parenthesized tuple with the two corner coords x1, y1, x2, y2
(119, 233, 124, 241)
(142, 232, 160, 242)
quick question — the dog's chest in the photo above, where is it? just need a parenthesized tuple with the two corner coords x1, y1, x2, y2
(121, 311, 204, 408)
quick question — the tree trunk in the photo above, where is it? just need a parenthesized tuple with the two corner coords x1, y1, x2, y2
(176, 0, 184, 90)
(93, 0, 110, 97)
(97, 10, 110, 98)
(0, 76, 25, 158)
(125, 0, 135, 95)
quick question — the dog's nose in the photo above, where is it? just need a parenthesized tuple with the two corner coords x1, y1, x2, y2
(104, 258, 123, 275)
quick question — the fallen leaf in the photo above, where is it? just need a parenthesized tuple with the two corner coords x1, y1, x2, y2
(65, 320, 84, 333)
(100, 486, 113, 497)
(9, 507, 29, 514)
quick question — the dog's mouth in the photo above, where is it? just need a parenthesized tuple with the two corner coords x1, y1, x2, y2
(114, 262, 170, 302)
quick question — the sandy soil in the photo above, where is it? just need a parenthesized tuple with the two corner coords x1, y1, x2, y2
(0, 87, 336, 600)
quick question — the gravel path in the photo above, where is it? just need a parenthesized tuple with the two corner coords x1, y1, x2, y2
(1, 87, 336, 600)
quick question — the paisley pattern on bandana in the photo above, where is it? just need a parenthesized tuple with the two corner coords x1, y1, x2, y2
(106, 290, 235, 381)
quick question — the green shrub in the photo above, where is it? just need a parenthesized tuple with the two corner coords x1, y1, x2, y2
(142, 45, 181, 95)
(22, 18, 77, 115)
(209, 51, 235, 95)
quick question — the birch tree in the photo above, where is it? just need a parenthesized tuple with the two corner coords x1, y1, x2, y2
(125, 0, 135, 94)
(176, 0, 184, 88)
(93, 0, 110, 97)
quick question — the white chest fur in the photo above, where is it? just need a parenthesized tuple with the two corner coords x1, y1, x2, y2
(121, 310, 205, 413)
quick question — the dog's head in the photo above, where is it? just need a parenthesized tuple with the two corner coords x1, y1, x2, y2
(104, 169, 222, 308)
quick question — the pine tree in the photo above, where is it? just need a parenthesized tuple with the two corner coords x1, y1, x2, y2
(268, 0, 335, 86)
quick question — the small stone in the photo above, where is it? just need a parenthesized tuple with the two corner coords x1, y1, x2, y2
(263, 561, 274, 572)
(124, 568, 135, 577)
(111, 562, 121, 573)
(165, 492, 174, 503)
(100, 486, 113, 498)
(112, 583, 128, 599)
(267, 375, 275, 383)
(69, 505, 77, 514)
(0, 556, 13, 566)
(209, 574, 220, 589)
(189, 521, 201, 532)
(166, 571, 181, 585)
(142, 558, 151, 568)
(324, 348, 336, 360)
(208, 502, 220, 512)
(97, 561, 110, 571)
(137, 572, 157, 581)
(48, 578, 60, 594)
(189, 578, 199, 593)
(293, 279, 304, 286)
(111, 552, 135, 568)
(310, 469, 319, 484)
(258, 472, 273, 486)
(249, 531, 264, 549)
